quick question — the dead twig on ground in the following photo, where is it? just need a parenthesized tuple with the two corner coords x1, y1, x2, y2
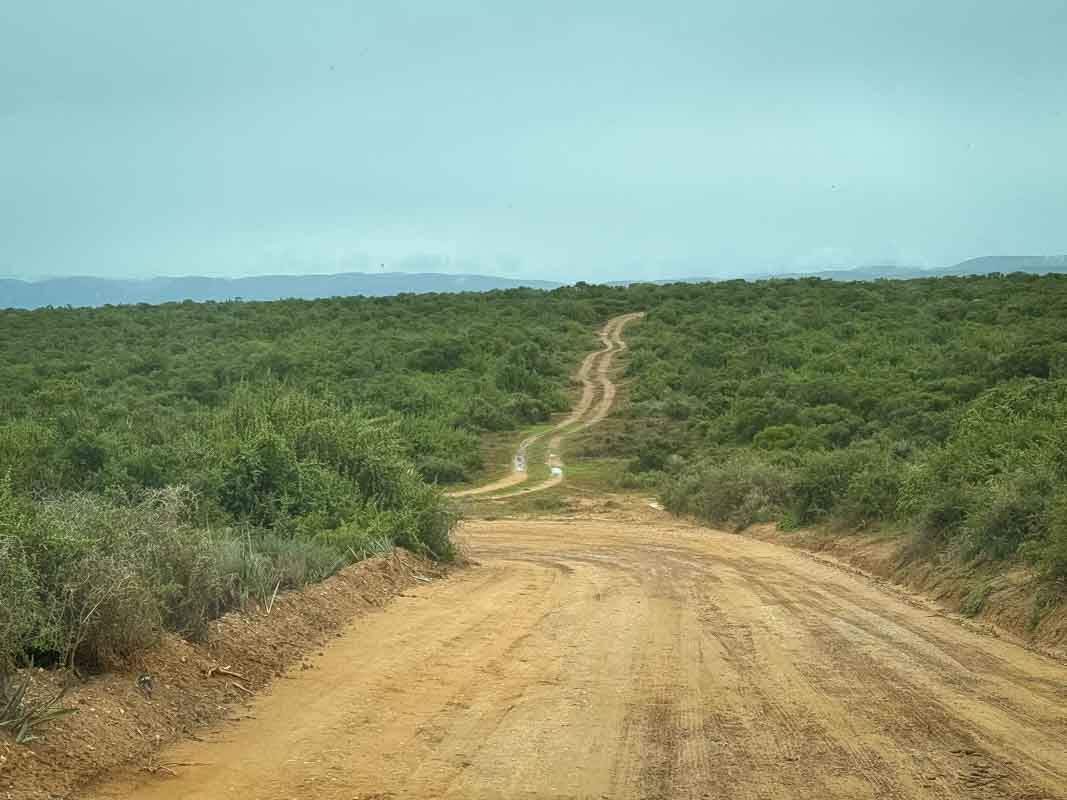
(204, 664, 246, 681)
(144, 758, 212, 776)
(265, 580, 281, 615)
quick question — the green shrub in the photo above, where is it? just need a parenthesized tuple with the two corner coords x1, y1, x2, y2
(316, 513, 395, 560)
(788, 449, 864, 526)
(897, 380, 1067, 561)
(205, 529, 346, 612)
(405, 489, 459, 561)
(417, 456, 468, 485)
(661, 453, 791, 530)
(618, 470, 665, 491)
(839, 464, 902, 527)
(628, 432, 675, 473)
(25, 492, 181, 668)
(0, 420, 60, 492)
(201, 384, 458, 558)
(465, 395, 512, 431)
(219, 430, 301, 525)
(256, 533, 344, 588)
(962, 473, 1049, 561)
(0, 537, 38, 671)
(0, 478, 40, 671)
(3, 482, 435, 670)
(1023, 490, 1067, 580)
(915, 482, 972, 542)
(501, 393, 553, 424)
(960, 583, 992, 617)
(753, 424, 803, 450)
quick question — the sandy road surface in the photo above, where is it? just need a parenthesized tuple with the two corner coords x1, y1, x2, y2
(88, 517, 1067, 800)
(449, 312, 643, 499)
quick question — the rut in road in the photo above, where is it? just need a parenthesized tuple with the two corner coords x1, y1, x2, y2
(86, 517, 1067, 800)
(447, 312, 643, 499)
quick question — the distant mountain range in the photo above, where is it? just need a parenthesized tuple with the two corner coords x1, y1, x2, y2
(2, 256, 1065, 309)
(0, 272, 561, 310)
(762, 255, 1067, 282)
(609, 255, 1067, 286)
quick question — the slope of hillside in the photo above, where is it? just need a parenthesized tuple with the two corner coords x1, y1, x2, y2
(612, 274, 1067, 598)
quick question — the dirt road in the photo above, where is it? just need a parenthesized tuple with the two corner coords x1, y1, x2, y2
(88, 517, 1067, 800)
(448, 312, 643, 499)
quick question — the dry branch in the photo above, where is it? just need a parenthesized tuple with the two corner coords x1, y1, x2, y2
(204, 664, 246, 681)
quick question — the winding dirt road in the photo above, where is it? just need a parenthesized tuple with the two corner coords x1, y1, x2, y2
(82, 311, 1067, 800)
(87, 516, 1067, 799)
(448, 312, 643, 499)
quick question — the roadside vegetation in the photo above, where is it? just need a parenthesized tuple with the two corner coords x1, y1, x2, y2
(3, 273, 1066, 697)
(0, 287, 629, 679)
(613, 274, 1067, 586)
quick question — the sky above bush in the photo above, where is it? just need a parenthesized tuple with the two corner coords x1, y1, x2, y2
(3, 1, 1065, 281)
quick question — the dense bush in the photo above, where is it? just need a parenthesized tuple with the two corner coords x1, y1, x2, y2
(1027, 491, 1067, 580)
(0, 287, 624, 497)
(0, 489, 39, 671)
(0, 479, 447, 672)
(662, 453, 791, 530)
(835, 444, 905, 528)
(0, 286, 650, 673)
(627, 275, 1067, 579)
(3, 486, 215, 669)
(0, 379, 466, 670)
(902, 379, 1067, 566)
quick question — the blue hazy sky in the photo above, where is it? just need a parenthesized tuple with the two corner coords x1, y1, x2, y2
(3, 1, 1065, 282)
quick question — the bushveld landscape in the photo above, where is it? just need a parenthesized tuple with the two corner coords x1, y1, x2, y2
(6, 1, 1067, 795)
(2, 277, 1067, 800)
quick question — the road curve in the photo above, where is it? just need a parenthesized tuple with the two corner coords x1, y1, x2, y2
(448, 312, 643, 499)
(86, 517, 1067, 800)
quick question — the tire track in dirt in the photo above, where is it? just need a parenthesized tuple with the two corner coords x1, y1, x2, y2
(447, 313, 637, 499)
(473, 311, 643, 500)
